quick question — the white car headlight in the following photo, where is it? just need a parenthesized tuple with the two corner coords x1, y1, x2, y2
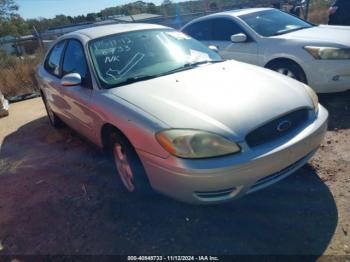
(304, 46, 350, 60)
(303, 84, 319, 114)
(156, 129, 241, 159)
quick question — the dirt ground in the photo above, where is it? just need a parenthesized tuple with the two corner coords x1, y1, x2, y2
(0, 92, 349, 257)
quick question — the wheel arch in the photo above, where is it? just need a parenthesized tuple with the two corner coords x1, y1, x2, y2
(100, 123, 131, 152)
(264, 57, 308, 84)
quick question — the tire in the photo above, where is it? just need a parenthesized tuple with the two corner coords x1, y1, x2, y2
(108, 131, 153, 195)
(41, 92, 64, 128)
(267, 60, 307, 84)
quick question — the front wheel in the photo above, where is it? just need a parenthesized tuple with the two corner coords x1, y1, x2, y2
(109, 132, 153, 195)
(267, 61, 307, 83)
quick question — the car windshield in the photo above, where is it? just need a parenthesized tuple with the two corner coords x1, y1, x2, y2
(240, 9, 313, 37)
(89, 29, 222, 89)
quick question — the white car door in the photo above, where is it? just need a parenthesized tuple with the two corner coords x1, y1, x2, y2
(183, 18, 259, 65)
(207, 18, 259, 65)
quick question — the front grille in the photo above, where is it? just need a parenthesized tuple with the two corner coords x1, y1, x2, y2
(246, 108, 310, 147)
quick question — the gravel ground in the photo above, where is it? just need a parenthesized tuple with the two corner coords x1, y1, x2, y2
(0, 92, 349, 257)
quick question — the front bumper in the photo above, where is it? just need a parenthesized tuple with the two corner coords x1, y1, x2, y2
(304, 60, 350, 93)
(138, 105, 328, 204)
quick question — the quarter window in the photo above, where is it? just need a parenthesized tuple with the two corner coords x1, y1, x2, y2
(45, 40, 65, 77)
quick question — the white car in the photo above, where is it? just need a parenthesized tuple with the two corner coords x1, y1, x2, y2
(181, 8, 350, 93)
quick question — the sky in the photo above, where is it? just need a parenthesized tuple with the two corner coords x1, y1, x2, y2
(16, 0, 171, 19)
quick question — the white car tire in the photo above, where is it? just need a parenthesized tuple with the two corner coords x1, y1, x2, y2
(267, 60, 307, 84)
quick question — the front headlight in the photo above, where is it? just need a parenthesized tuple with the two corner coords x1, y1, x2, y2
(156, 129, 241, 159)
(304, 46, 350, 60)
(303, 84, 319, 114)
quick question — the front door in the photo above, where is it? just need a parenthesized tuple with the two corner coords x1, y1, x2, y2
(205, 18, 259, 65)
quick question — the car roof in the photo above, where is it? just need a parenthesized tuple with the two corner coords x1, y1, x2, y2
(67, 23, 170, 40)
(198, 7, 274, 19)
(181, 8, 274, 30)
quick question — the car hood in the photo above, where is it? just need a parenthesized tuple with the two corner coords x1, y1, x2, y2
(277, 25, 350, 46)
(109, 60, 313, 140)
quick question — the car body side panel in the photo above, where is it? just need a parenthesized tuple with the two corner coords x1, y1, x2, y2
(205, 40, 259, 65)
(88, 91, 171, 159)
(38, 66, 70, 122)
(57, 86, 96, 141)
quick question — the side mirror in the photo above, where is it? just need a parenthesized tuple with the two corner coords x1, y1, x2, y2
(230, 33, 247, 43)
(61, 73, 82, 86)
(208, 45, 219, 52)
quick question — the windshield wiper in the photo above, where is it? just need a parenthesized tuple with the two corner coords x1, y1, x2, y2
(113, 75, 159, 87)
(271, 26, 310, 36)
(184, 60, 223, 67)
(110, 60, 224, 88)
(162, 60, 224, 75)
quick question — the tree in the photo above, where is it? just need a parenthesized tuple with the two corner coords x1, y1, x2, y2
(86, 13, 97, 22)
(146, 3, 159, 14)
(0, 16, 29, 37)
(0, 0, 18, 18)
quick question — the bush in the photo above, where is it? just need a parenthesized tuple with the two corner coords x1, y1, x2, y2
(0, 50, 43, 98)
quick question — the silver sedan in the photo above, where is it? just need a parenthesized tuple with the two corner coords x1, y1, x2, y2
(37, 24, 328, 204)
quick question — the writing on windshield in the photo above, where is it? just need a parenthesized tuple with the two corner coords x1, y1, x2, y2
(89, 29, 222, 88)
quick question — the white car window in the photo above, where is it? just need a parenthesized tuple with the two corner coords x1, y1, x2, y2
(211, 18, 246, 41)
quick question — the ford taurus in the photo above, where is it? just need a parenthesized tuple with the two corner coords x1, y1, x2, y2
(37, 24, 328, 204)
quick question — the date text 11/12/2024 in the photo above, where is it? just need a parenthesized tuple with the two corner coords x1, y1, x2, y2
(127, 256, 220, 261)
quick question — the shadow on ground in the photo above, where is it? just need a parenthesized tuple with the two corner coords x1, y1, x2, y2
(319, 90, 350, 131)
(0, 116, 338, 255)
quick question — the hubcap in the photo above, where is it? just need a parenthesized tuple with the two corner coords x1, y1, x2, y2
(113, 143, 135, 192)
(276, 68, 296, 79)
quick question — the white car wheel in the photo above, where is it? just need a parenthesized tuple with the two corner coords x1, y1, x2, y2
(277, 68, 297, 79)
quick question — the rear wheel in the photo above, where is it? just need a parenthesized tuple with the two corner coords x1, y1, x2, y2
(109, 131, 153, 195)
(41, 92, 64, 128)
(267, 60, 307, 83)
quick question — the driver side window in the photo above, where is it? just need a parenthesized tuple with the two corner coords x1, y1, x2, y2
(211, 18, 245, 41)
(183, 20, 212, 41)
(62, 39, 91, 87)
